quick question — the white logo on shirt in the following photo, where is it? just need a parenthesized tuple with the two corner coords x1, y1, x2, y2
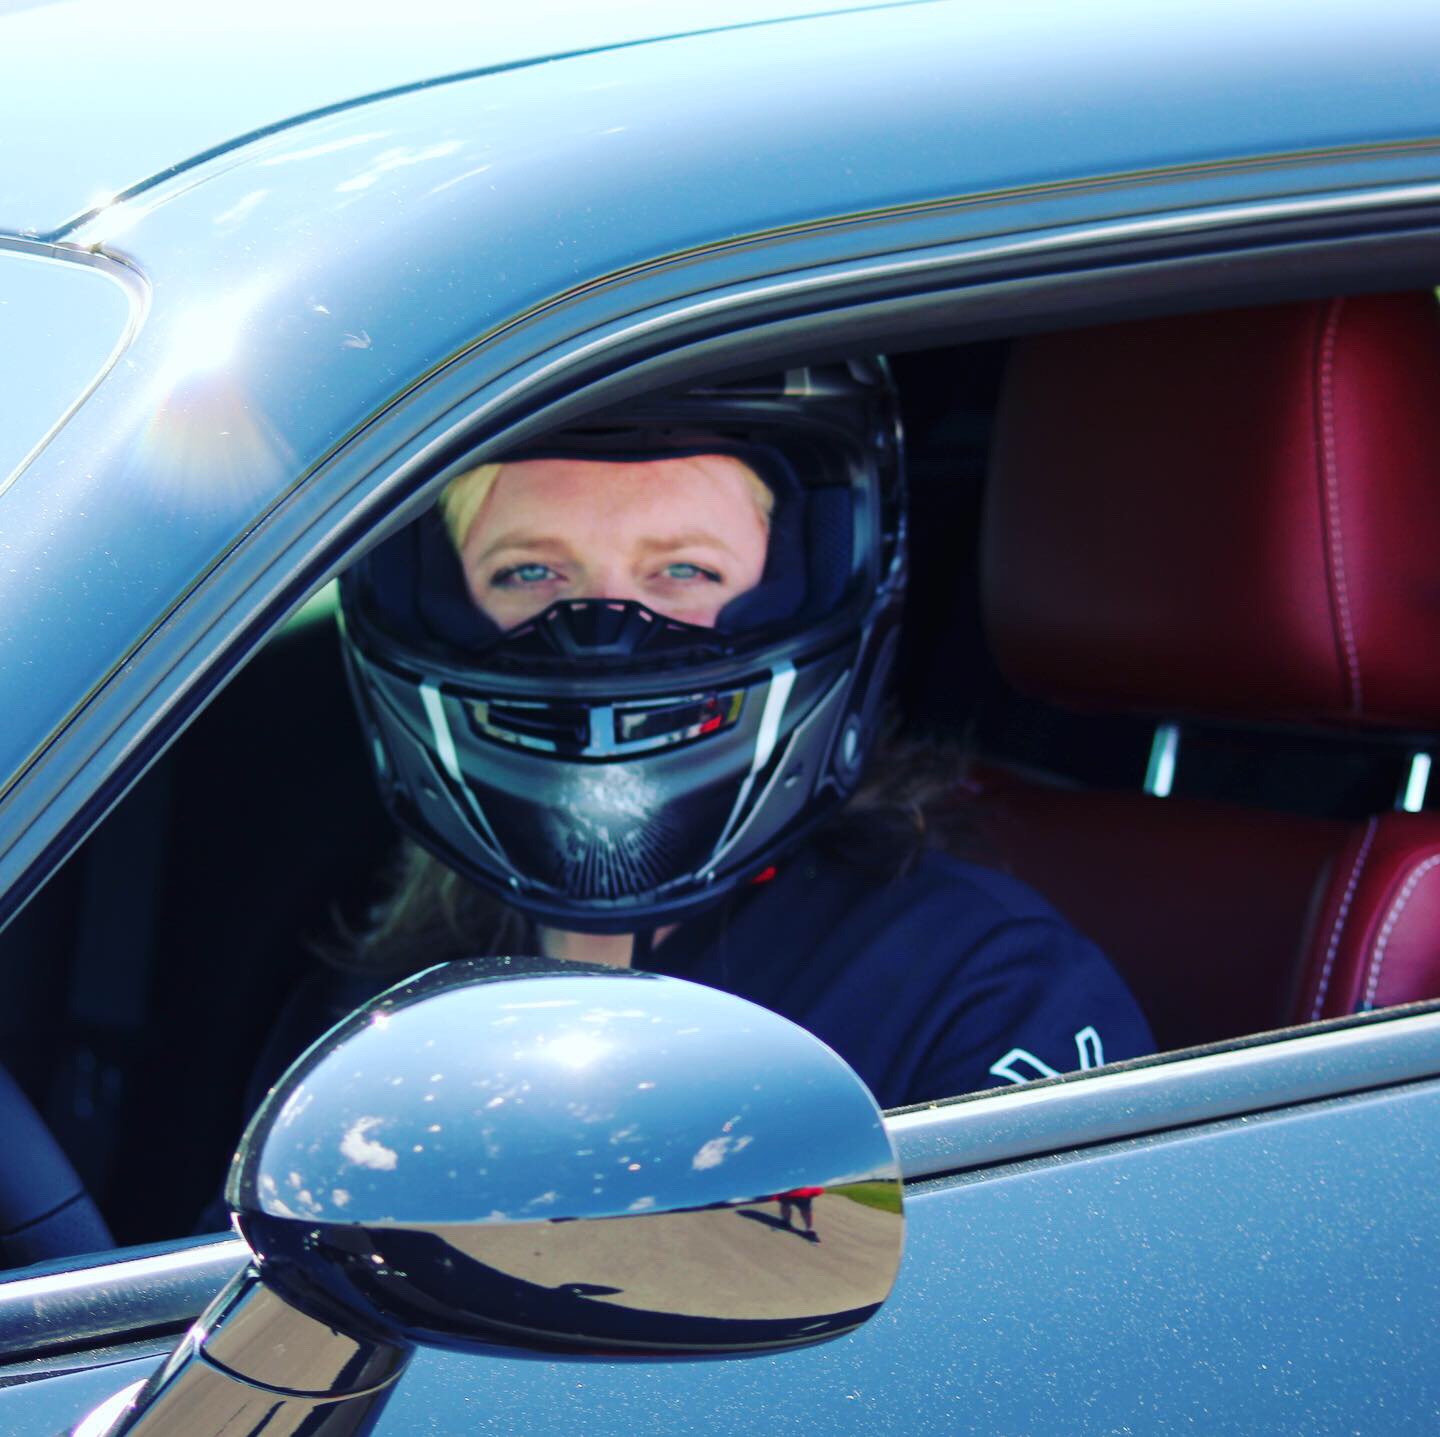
(988, 1025, 1104, 1085)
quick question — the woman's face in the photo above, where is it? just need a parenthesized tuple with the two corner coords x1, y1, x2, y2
(455, 454, 771, 630)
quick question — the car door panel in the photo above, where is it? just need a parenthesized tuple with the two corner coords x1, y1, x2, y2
(8, 1059, 1438, 1435)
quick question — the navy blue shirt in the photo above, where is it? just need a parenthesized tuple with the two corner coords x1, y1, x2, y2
(203, 846, 1151, 1229)
(246, 850, 1150, 1121)
(638, 846, 1153, 1108)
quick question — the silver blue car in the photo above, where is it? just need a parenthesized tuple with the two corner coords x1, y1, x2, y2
(4, 1, 1440, 1431)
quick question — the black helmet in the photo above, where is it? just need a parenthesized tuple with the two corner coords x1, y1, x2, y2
(339, 360, 905, 934)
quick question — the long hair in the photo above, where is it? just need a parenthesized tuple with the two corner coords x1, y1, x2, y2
(338, 725, 977, 977)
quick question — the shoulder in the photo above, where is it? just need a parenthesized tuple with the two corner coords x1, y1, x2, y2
(775, 845, 1154, 1105)
(891, 847, 1080, 929)
(792, 842, 1092, 957)
(660, 842, 1153, 1108)
(754, 841, 1141, 1029)
(892, 852, 1154, 1095)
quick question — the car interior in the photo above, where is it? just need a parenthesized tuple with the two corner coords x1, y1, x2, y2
(4, 286, 1440, 1260)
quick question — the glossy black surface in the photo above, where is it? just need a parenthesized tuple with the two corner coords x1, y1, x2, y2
(9, 1005, 1437, 1363)
(231, 962, 900, 1353)
(364, 1079, 1440, 1434)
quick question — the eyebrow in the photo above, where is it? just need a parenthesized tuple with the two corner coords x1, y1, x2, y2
(474, 530, 741, 563)
(472, 533, 577, 563)
(633, 530, 741, 560)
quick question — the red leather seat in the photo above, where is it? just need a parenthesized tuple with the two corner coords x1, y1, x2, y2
(974, 291, 1440, 1051)
(1292, 812, 1440, 1022)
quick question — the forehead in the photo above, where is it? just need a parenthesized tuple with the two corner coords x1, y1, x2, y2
(495, 453, 766, 493)
(444, 452, 774, 553)
(478, 454, 775, 529)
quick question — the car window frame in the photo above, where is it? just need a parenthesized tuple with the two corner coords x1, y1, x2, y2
(6, 204, 1439, 938)
(4, 182, 1440, 1129)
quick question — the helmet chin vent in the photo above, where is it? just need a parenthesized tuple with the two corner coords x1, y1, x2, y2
(498, 600, 725, 663)
(615, 690, 744, 748)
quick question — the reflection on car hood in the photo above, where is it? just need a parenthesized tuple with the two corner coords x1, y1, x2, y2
(0, 0, 916, 238)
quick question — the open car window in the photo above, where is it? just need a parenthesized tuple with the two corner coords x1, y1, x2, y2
(7, 285, 1440, 1252)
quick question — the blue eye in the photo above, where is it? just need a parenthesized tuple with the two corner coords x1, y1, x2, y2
(492, 563, 556, 586)
(664, 562, 720, 582)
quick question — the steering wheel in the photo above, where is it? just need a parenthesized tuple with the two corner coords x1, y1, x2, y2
(0, 1062, 112, 1269)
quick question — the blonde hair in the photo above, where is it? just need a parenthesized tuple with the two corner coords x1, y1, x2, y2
(439, 455, 775, 552)
(440, 461, 503, 552)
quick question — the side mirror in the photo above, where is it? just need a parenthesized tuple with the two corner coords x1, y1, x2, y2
(85, 960, 902, 1436)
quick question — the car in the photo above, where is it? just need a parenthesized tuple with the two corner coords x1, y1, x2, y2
(4, 0, 1440, 1431)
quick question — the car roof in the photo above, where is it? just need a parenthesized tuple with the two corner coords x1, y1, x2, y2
(8, 0, 1440, 242)
(0, 0, 916, 236)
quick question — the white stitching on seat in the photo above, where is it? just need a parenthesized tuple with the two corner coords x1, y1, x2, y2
(1318, 297, 1364, 713)
(1361, 852, 1440, 1011)
(1310, 815, 1378, 1020)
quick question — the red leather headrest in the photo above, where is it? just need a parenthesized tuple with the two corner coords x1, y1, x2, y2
(982, 293, 1440, 727)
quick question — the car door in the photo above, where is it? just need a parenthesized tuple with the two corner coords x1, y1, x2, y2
(6, 1011, 1440, 1434)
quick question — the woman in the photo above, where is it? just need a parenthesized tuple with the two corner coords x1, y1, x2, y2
(324, 362, 1151, 1108)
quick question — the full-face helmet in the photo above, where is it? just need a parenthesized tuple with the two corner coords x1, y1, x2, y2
(339, 361, 905, 934)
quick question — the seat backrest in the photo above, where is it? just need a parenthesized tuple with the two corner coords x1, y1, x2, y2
(976, 292, 1440, 1048)
(967, 763, 1350, 1051)
(1293, 811, 1440, 1022)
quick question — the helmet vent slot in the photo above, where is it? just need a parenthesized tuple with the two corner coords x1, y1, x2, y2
(472, 701, 590, 753)
(614, 692, 744, 749)
(471, 691, 745, 758)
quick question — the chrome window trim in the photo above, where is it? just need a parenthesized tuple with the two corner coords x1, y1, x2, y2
(503, 180, 1440, 391)
(889, 1006, 1440, 1179)
(0, 237, 148, 505)
(0, 1237, 245, 1363)
(6, 1010, 1440, 1359)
